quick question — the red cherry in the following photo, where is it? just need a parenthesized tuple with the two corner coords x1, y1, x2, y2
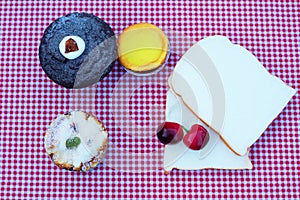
(156, 122, 184, 144)
(183, 124, 209, 150)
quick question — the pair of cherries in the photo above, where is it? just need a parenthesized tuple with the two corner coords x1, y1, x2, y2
(156, 122, 209, 150)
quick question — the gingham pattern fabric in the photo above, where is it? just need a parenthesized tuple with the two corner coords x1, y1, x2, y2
(0, 1, 299, 199)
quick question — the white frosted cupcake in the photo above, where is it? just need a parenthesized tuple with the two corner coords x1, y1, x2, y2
(44, 110, 108, 171)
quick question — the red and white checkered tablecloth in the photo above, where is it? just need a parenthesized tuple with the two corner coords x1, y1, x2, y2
(0, 1, 299, 199)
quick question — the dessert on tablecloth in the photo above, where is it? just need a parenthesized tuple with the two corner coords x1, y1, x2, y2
(40, 13, 295, 173)
(118, 23, 169, 76)
(39, 12, 117, 89)
(44, 110, 108, 172)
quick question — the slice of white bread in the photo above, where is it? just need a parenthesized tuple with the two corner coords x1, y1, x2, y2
(170, 36, 296, 156)
(164, 89, 253, 172)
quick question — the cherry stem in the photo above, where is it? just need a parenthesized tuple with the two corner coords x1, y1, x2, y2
(181, 125, 189, 133)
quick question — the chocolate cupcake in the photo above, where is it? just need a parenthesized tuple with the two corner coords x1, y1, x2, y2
(39, 12, 117, 89)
